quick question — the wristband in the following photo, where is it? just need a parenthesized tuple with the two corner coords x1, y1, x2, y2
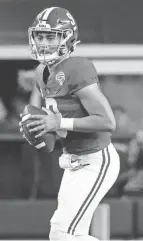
(60, 118, 74, 131)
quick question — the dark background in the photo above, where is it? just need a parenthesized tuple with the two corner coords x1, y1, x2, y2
(0, 0, 143, 44)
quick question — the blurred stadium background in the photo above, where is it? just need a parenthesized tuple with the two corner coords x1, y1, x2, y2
(0, 0, 143, 240)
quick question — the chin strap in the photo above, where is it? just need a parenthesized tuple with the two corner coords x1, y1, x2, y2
(43, 39, 81, 66)
(70, 40, 81, 53)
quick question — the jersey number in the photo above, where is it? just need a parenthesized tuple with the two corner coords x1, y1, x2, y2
(67, 12, 75, 25)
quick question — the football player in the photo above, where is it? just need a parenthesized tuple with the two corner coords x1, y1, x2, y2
(20, 7, 120, 241)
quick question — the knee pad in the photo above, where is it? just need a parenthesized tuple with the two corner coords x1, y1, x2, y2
(49, 226, 99, 241)
(49, 226, 59, 241)
(49, 226, 75, 241)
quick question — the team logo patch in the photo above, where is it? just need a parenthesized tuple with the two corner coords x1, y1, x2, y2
(55, 72, 65, 86)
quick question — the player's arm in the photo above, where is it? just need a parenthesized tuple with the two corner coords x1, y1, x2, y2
(26, 83, 116, 136)
(28, 63, 46, 107)
(29, 83, 42, 107)
(60, 83, 116, 132)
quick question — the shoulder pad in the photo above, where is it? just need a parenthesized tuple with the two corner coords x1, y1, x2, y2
(67, 57, 99, 94)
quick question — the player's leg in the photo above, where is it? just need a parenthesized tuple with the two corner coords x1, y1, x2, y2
(50, 226, 99, 241)
(49, 143, 120, 241)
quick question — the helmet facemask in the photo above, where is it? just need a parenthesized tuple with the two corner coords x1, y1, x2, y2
(28, 27, 74, 65)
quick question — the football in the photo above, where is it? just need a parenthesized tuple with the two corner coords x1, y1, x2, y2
(21, 104, 56, 152)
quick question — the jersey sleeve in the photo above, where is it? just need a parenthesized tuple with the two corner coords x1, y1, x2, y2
(68, 58, 99, 94)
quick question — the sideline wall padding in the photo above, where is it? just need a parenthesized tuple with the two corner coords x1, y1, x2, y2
(104, 199, 133, 238)
(0, 200, 57, 239)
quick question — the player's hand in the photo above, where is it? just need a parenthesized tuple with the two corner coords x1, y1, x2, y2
(25, 107, 61, 138)
(19, 113, 24, 135)
(19, 113, 32, 145)
(19, 114, 27, 138)
(19, 113, 23, 127)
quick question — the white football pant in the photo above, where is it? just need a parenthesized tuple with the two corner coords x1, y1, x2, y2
(49, 143, 120, 241)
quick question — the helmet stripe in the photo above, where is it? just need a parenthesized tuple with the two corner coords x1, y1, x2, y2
(40, 9, 48, 19)
(42, 7, 58, 20)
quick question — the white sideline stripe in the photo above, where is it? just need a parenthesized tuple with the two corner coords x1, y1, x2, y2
(1, 44, 143, 74)
(74, 44, 143, 57)
(1, 44, 143, 58)
(35, 142, 46, 149)
(92, 60, 143, 75)
(22, 114, 31, 122)
(0, 240, 140, 241)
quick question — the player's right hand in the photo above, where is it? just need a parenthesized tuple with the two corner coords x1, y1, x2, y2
(19, 113, 23, 134)
(19, 113, 32, 145)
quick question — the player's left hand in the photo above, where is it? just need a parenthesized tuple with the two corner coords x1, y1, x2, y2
(25, 107, 61, 138)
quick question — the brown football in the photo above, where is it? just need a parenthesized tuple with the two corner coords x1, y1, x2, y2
(22, 104, 56, 152)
